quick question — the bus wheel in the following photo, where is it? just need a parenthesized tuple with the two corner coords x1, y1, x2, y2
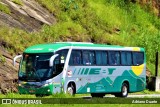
(67, 83, 75, 96)
(115, 83, 128, 97)
(121, 83, 128, 97)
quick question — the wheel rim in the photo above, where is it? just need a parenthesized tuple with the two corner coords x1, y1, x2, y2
(122, 85, 127, 96)
(67, 87, 73, 95)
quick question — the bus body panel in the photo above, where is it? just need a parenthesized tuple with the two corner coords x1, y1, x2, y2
(66, 65, 146, 94)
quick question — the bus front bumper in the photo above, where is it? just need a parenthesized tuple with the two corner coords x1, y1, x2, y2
(18, 84, 53, 95)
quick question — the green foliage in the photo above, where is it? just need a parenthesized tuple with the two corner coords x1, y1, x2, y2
(0, 3, 11, 14)
(0, 0, 160, 75)
(36, 0, 58, 13)
(0, 27, 46, 55)
(0, 54, 6, 64)
(41, 21, 87, 42)
(12, 0, 23, 5)
(4, 93, 35, 98)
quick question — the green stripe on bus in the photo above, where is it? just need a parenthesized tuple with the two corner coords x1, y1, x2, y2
(84, 68, 89, 75)
(108, 68, 116, 75)
(89, 68, 101, 75)
(81, 68, 85, 74)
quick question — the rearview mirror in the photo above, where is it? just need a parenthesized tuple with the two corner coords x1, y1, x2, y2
(49, 54, 59, 67)
(13, 55, 22, 66)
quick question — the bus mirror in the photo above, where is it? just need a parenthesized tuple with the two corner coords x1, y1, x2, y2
(13, 55, 22, 66)
(49, 54, 59, 67)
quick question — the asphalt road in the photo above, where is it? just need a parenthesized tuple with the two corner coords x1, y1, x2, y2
(82, 94, 160, 98)
(127, 94, 160, 98)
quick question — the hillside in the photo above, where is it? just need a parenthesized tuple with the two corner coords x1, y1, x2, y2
(0, 0, 160, 93)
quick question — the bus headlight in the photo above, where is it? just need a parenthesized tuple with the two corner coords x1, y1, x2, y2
(43, 83, 52, 87)
(44, 84, 49, 87)
(18, 84, 22, 86)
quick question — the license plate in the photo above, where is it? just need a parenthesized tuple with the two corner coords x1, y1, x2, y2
(29, 90, 35, 93)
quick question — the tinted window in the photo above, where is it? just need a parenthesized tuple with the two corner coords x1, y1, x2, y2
(102, 51, 107, 65)
(54, 49, 68, 75)
(83, 50, 95, 65)
(133, 52, 144, 65)
(108, 51, 120, 65)
(55, 49, 68, 64)
(69, 50, 82, 65)
(19, 53, 53, 82)
(121, 52, 132, 65)
(96, 51, 107, 65)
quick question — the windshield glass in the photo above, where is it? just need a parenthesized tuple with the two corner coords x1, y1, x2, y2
(19, 53, 54, 82)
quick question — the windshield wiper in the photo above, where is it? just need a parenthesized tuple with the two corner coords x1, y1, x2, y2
(32, 67, 42, 82)
(25, 67, 42, 82)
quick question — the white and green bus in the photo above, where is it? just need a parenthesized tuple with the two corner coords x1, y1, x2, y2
(13, 42, 146, 97)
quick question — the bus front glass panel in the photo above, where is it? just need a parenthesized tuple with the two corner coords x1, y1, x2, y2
(19, 53, 54, 82)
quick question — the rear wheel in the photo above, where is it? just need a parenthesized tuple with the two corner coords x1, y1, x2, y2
(121, 83, 128, 97)
(115, 83, 128, 97)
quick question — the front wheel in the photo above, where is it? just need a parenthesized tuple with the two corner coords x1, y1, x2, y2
(67, 84, 75, 96)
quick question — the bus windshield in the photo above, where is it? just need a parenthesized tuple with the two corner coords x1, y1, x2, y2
(19, 53, 54, 82)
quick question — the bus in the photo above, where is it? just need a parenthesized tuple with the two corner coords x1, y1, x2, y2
(13, 42, 146, 97)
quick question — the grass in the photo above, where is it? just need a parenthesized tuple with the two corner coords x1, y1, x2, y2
(130, 90, 160, 95)
(0, 3, 11, 14)
(0, 27, 47, 55)
(0, 54, 6, 64)
(1, 90, 160, 98)
(12, 0, 23, 6)
(35, 0, 57, 13)
(0, 93, 160, 107)
(1, 104, 160, 107)
(0, 92, 160, 106)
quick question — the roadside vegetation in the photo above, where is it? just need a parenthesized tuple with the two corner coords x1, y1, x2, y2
(0, 0, 159, 75)
(0, 2, 11, 14)
(1, 90, 160, 98)
(1, 93, 160, 107)
(11, 0, 23, 6)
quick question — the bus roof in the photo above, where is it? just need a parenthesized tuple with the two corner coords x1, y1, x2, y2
(24, 42, 145, 53)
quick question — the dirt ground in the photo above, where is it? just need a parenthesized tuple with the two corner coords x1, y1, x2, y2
(0, 46, 18, 94)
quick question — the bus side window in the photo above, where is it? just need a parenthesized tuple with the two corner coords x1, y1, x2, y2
(121, 52, 132, 65)
(83, 50, 95, 65)
(133, 52, 144, 65)
(102, 51, 107, 65)
(108, 51, 120, 65)
(69, 50, 82, 65)
(96, 51, 107, 65)
(55, 49, 69, 73)
(96, 51, 101, 65)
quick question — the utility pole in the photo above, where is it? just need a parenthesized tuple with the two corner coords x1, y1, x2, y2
(155, 52, 159, 77)
(155, 52, 160, 91)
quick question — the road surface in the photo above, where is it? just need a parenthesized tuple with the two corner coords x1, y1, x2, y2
(82, 94, 160, 98)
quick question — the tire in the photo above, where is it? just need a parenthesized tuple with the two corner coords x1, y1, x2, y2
(67, 83, 75, 96)
(91, 93, 105, 98)
(115, 83, 128, 97)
